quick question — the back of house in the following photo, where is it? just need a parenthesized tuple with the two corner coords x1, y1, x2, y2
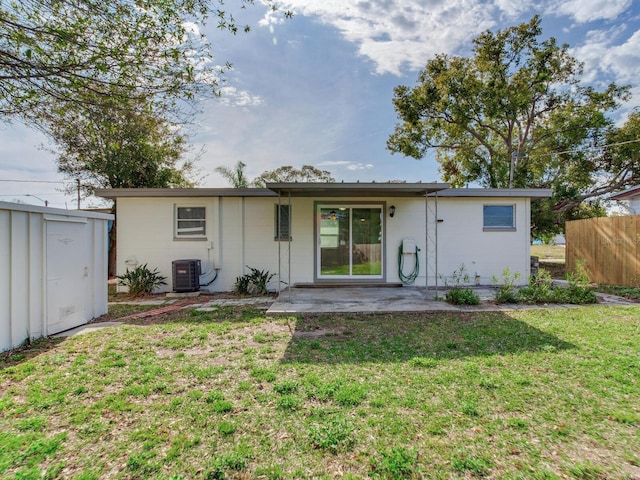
(96, 183, 551, 293)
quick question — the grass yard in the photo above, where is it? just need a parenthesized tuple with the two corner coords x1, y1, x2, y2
(1, 306, 639, 479)
(530, 245, 566, 261)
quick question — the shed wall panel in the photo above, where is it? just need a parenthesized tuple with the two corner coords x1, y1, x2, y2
(0, 211, 12, 351)
(10, 211, 30, 347)
(28, 213, 44, 340)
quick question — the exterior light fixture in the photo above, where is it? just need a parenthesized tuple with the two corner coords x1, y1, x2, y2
(389, 205, 396, 218)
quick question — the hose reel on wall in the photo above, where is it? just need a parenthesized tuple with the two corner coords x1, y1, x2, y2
(398, 239, 420, 285)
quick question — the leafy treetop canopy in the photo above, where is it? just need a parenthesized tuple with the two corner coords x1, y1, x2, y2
(387, 16, 634, 236)
(0, 0, 287, 121)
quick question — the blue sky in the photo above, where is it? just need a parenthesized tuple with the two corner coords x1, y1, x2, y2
(1, 0, 639, 208)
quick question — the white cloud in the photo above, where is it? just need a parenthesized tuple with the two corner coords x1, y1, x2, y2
(260, 0, 636, 78)
(218, 86, 264, 107)
(317, 160, 351, 166)
(347, 163, 374, 170)
(572, 26, 640, 84)
(317, 160, 374, 170)
(265, 0, 500, 75)
(548, 0, 631, 23)
(493, 0, 536, 17)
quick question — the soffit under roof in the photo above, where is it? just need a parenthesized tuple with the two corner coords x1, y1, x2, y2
(266, 182, 451, 197)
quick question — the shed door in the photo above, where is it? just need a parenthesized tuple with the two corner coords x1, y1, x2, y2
(46, 220, 89, 334)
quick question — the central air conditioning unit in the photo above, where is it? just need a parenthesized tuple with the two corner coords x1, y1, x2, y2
(172, 259, 201, 292)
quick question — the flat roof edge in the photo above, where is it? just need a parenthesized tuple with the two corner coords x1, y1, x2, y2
(266, 182, 451, 197)
(610, 185, 640, 200)
(0, 201, 114, 220)
(94, 185, 552, 200)
(95, 188, 277, 199)
(432, 188, 553, 198)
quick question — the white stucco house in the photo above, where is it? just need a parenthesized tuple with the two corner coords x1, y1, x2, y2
(96, 183, 551, 293)
(610, 185, 640, 214)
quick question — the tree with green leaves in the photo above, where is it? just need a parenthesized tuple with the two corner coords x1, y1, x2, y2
(48, 93, 197, 276)
(52, 98, 196, 194)
(252, 165, 335, 187)
(215, 161, 250, 188)
(387, 16, 632, 236)
(0, 0, 288, 125)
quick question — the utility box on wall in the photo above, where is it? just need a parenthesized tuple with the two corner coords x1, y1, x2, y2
(172, 259, 201, 292)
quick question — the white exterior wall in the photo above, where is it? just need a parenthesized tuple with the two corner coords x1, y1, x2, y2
(435, 197, 531, 285)
(115, 194, 532, 293)
(117, 196, 318, 292)
(0, 202, 111, 352)
(629, 195, 640, 214)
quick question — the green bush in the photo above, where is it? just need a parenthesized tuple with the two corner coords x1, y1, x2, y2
(443, 264, 480, 305)
(235, 266, 275, 295)
(510, 261, 597, 305)
(560, 259, 597, 304)
(518, 270, 556, 303)
(445, 287, 480, 305)
(493, 267, 521, 303)
(117, 264, 167, 296)
(556, 284, 598, 304)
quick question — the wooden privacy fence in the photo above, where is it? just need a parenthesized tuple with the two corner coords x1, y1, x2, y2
(566, 215, 640, 286)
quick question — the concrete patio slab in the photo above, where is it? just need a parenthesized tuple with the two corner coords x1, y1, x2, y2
(266, 286, 637, 315)
(268, 286, 483, 314)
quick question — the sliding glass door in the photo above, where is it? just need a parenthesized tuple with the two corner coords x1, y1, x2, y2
(318, 205, 383, 279)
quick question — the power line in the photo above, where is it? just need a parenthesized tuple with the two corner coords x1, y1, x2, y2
(0, 192, 67, 197)
(528, 138, 640, 158)
(0, 179, 65, 184)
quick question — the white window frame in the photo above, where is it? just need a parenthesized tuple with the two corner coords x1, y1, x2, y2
(175, 205, 206, 240)
(483, 204, 516, 231)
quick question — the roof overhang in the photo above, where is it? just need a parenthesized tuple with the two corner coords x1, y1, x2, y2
(95, 188, 276, 200)
(609, 185, 640, 201)
(266, 182, 451, 197)
(94, 185, 551, 200)
(431, 188, 553, 199)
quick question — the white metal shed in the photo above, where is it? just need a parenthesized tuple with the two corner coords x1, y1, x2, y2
(0, 202, 113, 352)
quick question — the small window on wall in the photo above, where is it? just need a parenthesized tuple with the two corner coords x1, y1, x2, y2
(175, 206, 206, 239)
(275, 204, 291, 241)
(483, 205, 515, 230)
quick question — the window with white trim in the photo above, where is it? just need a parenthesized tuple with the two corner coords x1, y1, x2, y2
(275, 204, 291, 241)
(483, 205, 515, 230)
(175, 206, 206, 238)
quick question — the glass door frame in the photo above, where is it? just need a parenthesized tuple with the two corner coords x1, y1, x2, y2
(314, 201, 386, 282)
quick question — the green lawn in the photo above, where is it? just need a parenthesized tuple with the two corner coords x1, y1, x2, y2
(1, 306, 639, 479)
(531, 244, 566, 260)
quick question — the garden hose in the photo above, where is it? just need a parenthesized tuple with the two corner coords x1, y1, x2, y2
(398, 244, 420, 285)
